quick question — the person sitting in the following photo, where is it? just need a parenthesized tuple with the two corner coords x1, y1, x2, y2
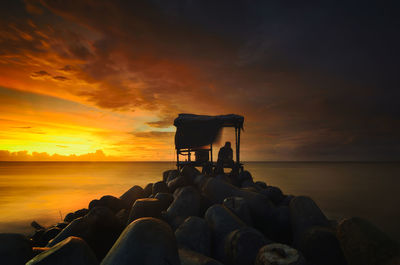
(215, 141, 234, 174)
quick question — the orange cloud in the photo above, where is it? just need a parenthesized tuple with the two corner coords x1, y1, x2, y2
(0, 149, 117, 161)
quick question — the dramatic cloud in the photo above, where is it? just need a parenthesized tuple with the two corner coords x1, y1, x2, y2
(0, 149, 116, 161)
(0, 0, 398, 160)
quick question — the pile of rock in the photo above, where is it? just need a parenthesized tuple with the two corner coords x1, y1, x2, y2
(1, 166, 399, 265)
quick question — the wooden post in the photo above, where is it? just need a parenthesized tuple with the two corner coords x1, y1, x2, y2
(237, 127, 241, 163)
(176, 149, 180, 170)
(210, 143, 213, 164)
(235, 127, 239, 163)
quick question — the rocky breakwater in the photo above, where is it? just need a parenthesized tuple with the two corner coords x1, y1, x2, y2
(1, 166, 399, 265)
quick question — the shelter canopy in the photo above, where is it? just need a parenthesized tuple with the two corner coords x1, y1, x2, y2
(174, 114, 244, 149)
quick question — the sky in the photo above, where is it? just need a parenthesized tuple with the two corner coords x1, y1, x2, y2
(0, 0, 399, 161)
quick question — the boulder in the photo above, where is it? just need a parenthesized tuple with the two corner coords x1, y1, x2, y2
(175, 216, 211, 256)
(279, 195, 295, 207)
(101, 217, 180, 265)
(48, 207, 123, 260)
(223, 197, 253, 226)
(127, 198, 162, 224)
(296, 226, 347, 265)
(152, 181, 169, 195)
(26, 236, 98, 265)
(31, 221, 45, 230)
(337, 217, 400, 265)
(155, 192, 174, 211)
(255, 181, 267, 189)
(167, 174, 192, 193)
(0, 233, 33, 265)
(32, 247, 50, 256)
(64, 208, 89, 223)
(290, 196, 330, 245)
(261, 186, 285, 205)
(224, 227, 271, 265)
(269, 206, 292, 244)
(143, 183, 153, 197)
(204, 204, 245, 261)
(237, 171, 253, 186)
(40, 227, 62, 246)
(55, 222, 69, 230)
(167, 186, 201, 229)
(255, 243, 306, 265)
(179, 248, 223, 265)
(181, 166, 201, 182)
(163, 170, 179, 182)
(90, 195, 125, 213)
(119, 185, 144, 208)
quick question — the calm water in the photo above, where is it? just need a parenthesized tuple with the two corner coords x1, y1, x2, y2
(0, 162, 399, 240)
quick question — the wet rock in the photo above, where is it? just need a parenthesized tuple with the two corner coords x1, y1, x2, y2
(155, 192, 174, 211)
(64, 208, 89, 223)
(296, 226, 347, 265)
(48, 207, 123, 260)
(224, 227, 270, 265)
(101, 217, 180, 265)
(143, 183, 153, 197)
(279, 195, 295, 207)
(204, 204, 245, 261)
(0, 233, 33, 265)
(175, 216, 211, 256)
(27, 236, 98, 265)
(152, 181, 169, 195)
(255, 181, 267, 189)
(88, 200, 99, 210)
(115, 209, 128, 225)
(167, 186, 201, 229)
(32, 229, 45, 245)
(179, 248, 223, 265)
(194, 174, 209, 190)
(167, 174, 192, 193)
(119, 185, 144, 209)
(255, 243, 306, 265)
(223, 197, 253, 226)
(337, 217, 400, 265)
(290, 196, 330, 244)
(269, 206, 292, 244)
(91, 195, 125, 213)
(127, 198, 162, 224)
(237, 170, 253, 186)
(261, 186, 285, 205)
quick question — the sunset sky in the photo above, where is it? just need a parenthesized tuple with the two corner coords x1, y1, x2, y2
(0, 0, 399, 161)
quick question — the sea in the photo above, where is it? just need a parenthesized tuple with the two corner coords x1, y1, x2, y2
(0, 161, 399, 241)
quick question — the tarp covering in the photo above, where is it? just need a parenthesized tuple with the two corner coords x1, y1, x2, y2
(174, 114, 244, 149)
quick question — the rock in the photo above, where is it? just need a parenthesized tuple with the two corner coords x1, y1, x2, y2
(26, 236, 98, 265)
(296, 226, 347, 265)
(155, 192, 174, 211)
(127, 198, 162, 224)
(194, 174, 209, 190)
(48, 207, 123, 260)
(115, 209, 128, 225)
(261, 186, 285, 205)
(179, 248, 223, 265)
(41, 227, 62, 246)
(120, 185, 144, 208)
(255, 243, 306, 265)
(101, 217, 180, 265)
(143, 183, 153, 197)
(0, 233, 33, 265)
(32, 247, 50, 256)
(152, 181, 169, 195)
(223, 197, 253, 226)
(224, 227, 271, 265)
(175, 216, 211, 256)
(269, 206, 292, 244)
(31, 221, 44, 230)
(255, 181, 267, 189)
(92, 195, 125, 213)
(64, 208, 89, 223)
(163, 170, 179, 182)
(290, 196, 330, 244)
(202, 177, 275, 237)
(88, 199, 99, 210)
(279, 195, 295, 207)
(167, 174, 192, 193)
(337, 217, 400, 265)
(167, 186, 201, 229)
(31, 229, 45, 246)
(237, 171, 253, 185)
(55, 222, 69, 230)
(204, 204, 245, 261)
(181, 165, 201, 182)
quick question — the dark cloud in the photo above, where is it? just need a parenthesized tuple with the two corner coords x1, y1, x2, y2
(52, 75, 69, 81)
(1, 0, 399, 160)
(31, 70, 51, 78)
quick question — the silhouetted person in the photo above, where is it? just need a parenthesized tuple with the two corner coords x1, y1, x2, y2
(215, 141, 234, 174)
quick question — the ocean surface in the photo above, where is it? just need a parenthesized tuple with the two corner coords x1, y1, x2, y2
(0, 161, 399, 240)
